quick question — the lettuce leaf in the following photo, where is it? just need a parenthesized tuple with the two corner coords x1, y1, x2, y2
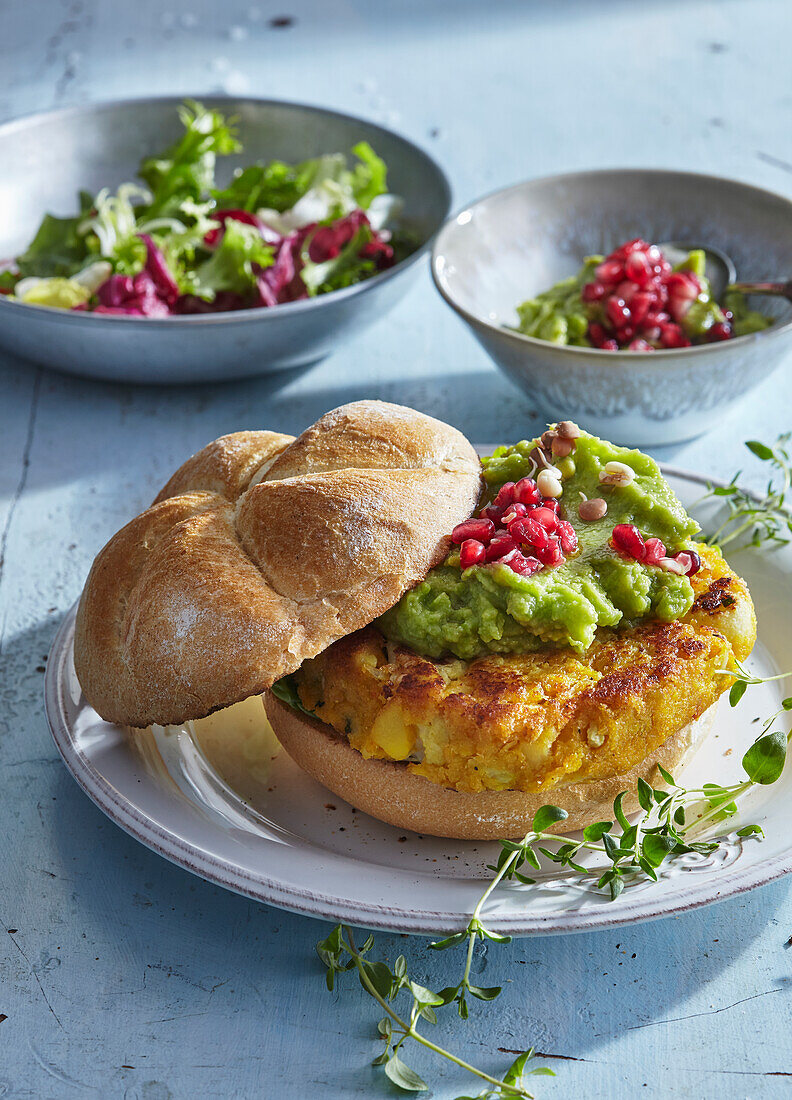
(16, 212, 90, 277)
(190, 219, 273, 299)
(348, 141, 387, 209)
(269, 676, 317, 717)
(212, 142, 389, 217)
(212, 159, 316, 214)
(139, 99, 240, 219)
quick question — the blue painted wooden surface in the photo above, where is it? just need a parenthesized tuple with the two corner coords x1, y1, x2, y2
(2, 1, 791, 1096)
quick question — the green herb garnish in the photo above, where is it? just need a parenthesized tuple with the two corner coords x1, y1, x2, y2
(318, 925, 553, 1097)
(702, 434, 792, 550)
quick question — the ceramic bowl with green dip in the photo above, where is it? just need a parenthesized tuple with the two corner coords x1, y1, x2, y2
(431, 169, 792, 446)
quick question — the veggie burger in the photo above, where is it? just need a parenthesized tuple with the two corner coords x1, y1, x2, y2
(75, 402, 755, 839)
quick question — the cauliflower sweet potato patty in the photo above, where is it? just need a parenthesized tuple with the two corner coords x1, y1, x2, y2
(293, 545, 755, 793)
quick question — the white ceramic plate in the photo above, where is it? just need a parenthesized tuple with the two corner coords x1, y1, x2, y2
(45, 469, 792, 936)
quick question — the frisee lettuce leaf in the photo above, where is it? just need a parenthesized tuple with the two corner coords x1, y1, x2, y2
(212, 141, 389, 219)
(348, 141, 387, 209)
(212, 159, 316, 214)
(139, 99, 241, 219)
(190, 219, 273, 299)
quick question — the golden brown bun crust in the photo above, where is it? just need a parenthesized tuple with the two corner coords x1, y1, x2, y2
(74, 402, 482, 728)
(264, 694, 717, 839)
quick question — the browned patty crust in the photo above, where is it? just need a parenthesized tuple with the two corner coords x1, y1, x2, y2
(292, 544, 755, 794)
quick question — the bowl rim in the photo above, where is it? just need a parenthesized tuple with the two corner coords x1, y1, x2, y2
(431, 166, 792, 359)
(0, 93, 452, 326)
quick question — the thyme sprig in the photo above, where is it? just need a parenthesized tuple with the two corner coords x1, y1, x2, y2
(317, 924, 553, 1097)
(701, 434, 792, 550)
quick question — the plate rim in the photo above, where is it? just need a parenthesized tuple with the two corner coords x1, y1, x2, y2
(45, 466, 792, 936)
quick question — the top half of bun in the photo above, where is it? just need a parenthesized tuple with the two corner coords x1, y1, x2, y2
(74, 401, 482, 729)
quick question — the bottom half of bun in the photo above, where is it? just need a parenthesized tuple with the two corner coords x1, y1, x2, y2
(263, 695, 718, 840)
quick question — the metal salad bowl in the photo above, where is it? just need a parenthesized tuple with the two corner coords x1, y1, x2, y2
(0, 96, 451, 384)
(432, 169, 792, 446)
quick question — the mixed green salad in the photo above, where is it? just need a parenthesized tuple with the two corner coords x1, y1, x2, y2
(0, 100, 409, 316)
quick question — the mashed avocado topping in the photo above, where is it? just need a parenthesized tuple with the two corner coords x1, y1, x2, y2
(379, 431, 700, 658)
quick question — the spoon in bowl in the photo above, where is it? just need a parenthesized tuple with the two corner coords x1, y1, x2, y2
(658, 240, 792, 304)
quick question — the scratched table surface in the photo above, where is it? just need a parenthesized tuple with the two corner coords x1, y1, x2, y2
(2, 1, 792, 1096)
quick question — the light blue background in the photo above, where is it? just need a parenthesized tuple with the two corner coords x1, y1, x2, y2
(1, 1, 791, 1096)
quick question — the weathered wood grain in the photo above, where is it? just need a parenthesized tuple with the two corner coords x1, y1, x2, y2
(1, 1, 791, 1096)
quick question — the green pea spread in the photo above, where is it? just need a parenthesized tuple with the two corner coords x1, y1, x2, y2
(515, 249, 771, 346)
(379, 432, 700, 659)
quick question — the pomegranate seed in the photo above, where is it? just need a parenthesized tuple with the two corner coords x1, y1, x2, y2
(601, 338, 619, 351)
(707, 321, 733, 342)
(493, 482, 516, 507)
(479, 503, 504, 524)
(625, 251, 653, 286)
(582, 281, 606, 303)
(629, 291, 653, 327)
(595, 259, 624, 285)
(459, 539, 486, 568)
(643, 536, 667, 565)
(627, 338, 654, 352)
(653, 280, 669, 304)
(510, 516, 550, 550)
(556, 519, 578, 554)
(501, 502, 528, 525)
(508, 552, 543, 577)
(514, 477, 542, 506)
(617, 238, 650, 258)
(668, 297, 692, 323)
(616, 280, 639, 304)
(535, 537, 564, 567)
(619, 324, 636, 342)
(673, 549, 701, 577)
(659, 322, 691, 349)
(666, 271, 701, 299)
(588, 322, 607, 347)
(532, 506, 559, 531)
(542, 498, 561, 514)
(510, 514, 547, 550)
(452, 518, 495, 544)
(606, 297, 631, 329)
(611, 523, 646, 560)
(486, 534, 518, 561)
(723, 309, 734, 323)
(641, 324, 661, 342)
